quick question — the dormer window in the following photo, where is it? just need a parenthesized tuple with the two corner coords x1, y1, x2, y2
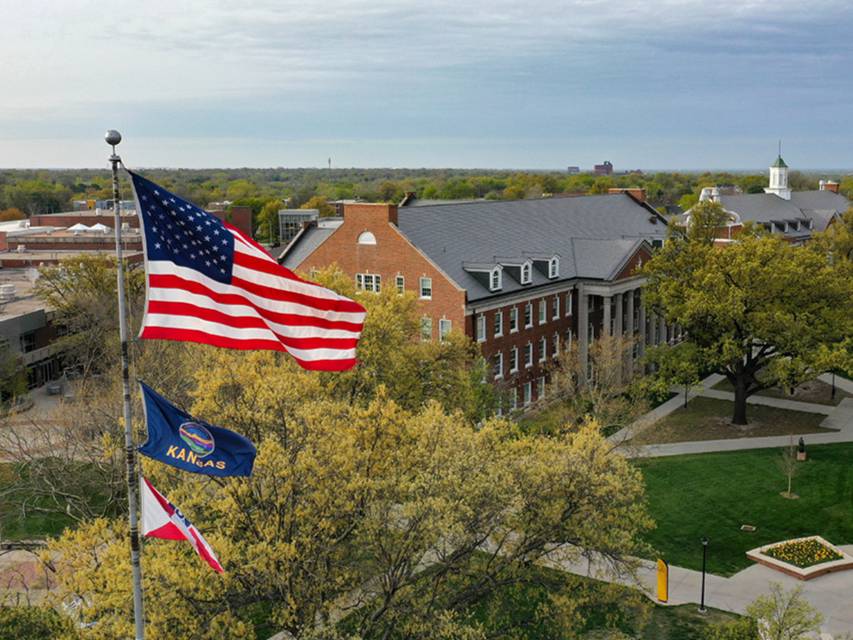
(490, 267, 502, 291)
(520, 261, 532, 285)
(548, 257, 559, 279)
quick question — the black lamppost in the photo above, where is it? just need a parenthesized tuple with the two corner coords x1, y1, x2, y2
(698, 537, 709, 613)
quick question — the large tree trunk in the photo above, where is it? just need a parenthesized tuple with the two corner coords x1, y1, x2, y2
(732, 377, 749, 425)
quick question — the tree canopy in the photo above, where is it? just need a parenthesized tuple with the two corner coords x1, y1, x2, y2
(644, 202, 853, 424)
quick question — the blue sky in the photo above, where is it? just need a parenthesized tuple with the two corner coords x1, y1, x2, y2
(1, 0, 852, 169)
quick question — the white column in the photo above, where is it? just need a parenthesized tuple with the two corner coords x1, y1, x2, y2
(614, 293, 623, 336)
(578, 283, 589, 377)
(638, 289, 647, 359)
(603, 295, 612, 337)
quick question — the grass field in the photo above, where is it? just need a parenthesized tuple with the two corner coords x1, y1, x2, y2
(631, 396, 834, 445)
(638, 443, 853, 576)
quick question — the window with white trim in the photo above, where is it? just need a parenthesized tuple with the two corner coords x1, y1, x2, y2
(439, 319, 452, 341)
(566, 290, 573, 316)
(356, 273, 381, 292)
(548, 257, 559, 278)
(523, 381, 532, 406)
(510, 307, 519, 333)
(552, 333, 559, 358)
(490, 267, 502, 291)
(419, 277, 432, 299)
(420, 317, 432, 342)
(521, 262, 532, 285)
(510, 388, 518, 411)
(476, 314, 486, 342)
(494, 311, 504, 337)
(524, 303, 532, 328)
(539, 336, 547, 362)
(566, 328, 573, 350)
(537, 376, 546, 400)
(357, 231, 377, 245)
(509, 347, 518, 373)
(552, 296, 559, 319)
(538, 299, 547, 325)
(493, 352, 503, 380)
(395, 274, 405, 293)
(524, 342, 533, 368)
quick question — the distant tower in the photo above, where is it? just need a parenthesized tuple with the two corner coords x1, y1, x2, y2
(764, 141, 791, 200)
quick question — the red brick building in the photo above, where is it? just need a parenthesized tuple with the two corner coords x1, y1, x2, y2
(281, 194, 672, 411)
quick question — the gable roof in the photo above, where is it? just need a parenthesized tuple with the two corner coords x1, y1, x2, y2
(717, 190, 848, 232)
(396, 194, 666, 301)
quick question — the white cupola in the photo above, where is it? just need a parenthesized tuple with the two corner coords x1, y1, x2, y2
(764, 153, 791, 200)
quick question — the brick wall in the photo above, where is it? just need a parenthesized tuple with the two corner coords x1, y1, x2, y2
(291, 203, 467, 340)
(474, 288, 581, 406)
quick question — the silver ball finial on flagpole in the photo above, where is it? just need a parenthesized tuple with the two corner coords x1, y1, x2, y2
(105, 129, 122, 162)
(105, 129, 122, 146)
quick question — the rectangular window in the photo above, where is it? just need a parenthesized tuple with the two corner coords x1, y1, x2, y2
(493, 352, 503, 380)
(524, 303, 533, 328)
(395, 274, 405, 293)
(509, 347, 518, 373)
(20, 332, 36, 353)
(552, 296, 559, 319)
(510, 388, 518, 411)
(476, 314, 486, 342)
(523, 381, 532, 406)
(419, 277, 432, 299)
(566, 329, 573, 350)
(537, 376, 546, 400)
(552, 333, 559, 358)
(539, 336, 547, 362)
(494, 311, 504, 337)
(420, 317, 432, 342)
(524, 342, 533, 368)
(566, 291, 573, 316)
(439, 319, 452, 341)
(539, 299, 547, 325)
(356, 273, 381, 292)
(509, 307, 519, 333)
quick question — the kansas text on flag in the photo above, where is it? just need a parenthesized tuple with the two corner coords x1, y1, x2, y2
(128, 170, 366, 371)
(138, 381, 256, 477)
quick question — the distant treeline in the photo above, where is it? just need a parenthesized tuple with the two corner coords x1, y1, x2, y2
(0, 168, 850, 241)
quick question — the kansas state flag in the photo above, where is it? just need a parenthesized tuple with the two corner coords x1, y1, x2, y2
(138, 382, 256, 477)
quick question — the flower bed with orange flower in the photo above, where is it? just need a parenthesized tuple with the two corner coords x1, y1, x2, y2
(762, 538, 843, 568)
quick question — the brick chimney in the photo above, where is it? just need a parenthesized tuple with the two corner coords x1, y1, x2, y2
(343, 203, 398, 226)
(819, 180, 840, 194)
(608, 187, 646, 203)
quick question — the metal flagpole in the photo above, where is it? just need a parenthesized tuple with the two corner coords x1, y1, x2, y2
(106, 129, 145, 639)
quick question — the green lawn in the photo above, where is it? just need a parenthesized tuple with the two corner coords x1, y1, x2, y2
(711, 377, 851, 406)
(631, 396, 834, 445)
(638, 443, 853, 576)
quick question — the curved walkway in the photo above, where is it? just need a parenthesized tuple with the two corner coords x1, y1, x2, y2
(610, 374, 853, 459)
(545, 545, 853, 637)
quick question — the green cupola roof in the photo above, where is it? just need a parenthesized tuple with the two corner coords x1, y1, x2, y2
(771, 155, 788, 168)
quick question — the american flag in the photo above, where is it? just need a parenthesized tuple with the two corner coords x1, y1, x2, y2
(128, 171, 365, 371)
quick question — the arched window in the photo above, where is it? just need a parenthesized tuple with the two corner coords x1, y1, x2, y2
(490, 267, 502, 291)
(548, 257, 559, 279)
(520, 261, 532, 285)
(357, 231, 377, 245)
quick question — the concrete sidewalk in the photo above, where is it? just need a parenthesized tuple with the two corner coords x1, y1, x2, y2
(546, 546, 853, 637)
(611, 371, 853, 458)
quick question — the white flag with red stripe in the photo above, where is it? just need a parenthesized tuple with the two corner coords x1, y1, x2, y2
(140, 476, 224, 574)
(128, 170, 366, 371)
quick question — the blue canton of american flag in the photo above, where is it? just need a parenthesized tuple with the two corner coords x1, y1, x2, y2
(128, 170, 366, 371)
(135, 176, 235, 283)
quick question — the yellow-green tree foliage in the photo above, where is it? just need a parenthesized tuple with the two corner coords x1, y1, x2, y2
(644, 203, 853, 425)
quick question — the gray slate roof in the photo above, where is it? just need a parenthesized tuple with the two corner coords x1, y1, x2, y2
(397, 194, 666, 301)
(280, 219, 342, 269)
(716, 191, 848, 232)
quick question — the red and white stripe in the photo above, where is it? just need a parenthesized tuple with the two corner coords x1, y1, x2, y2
(140, 476, 224, 574)
(137, 221, 366, 371)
